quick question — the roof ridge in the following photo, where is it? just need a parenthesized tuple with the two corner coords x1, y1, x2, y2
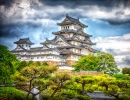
(66, 15, 79, 21)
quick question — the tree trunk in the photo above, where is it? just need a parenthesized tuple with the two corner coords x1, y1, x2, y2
(105, 85, 108, 91)
(82, 83, 85, 95)
(51, 87, 59, 97)
(32, 94, 35, 100)
(26, 80, 32, 100)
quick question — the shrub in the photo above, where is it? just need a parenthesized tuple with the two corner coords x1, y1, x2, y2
(119, 95, 130, 100)
(42, 94, 65, 100)
(114, 74, 130, 80)
(122, 68, 130, 75)
(0, 87, 32, 100)
(76, 95, 90, 100)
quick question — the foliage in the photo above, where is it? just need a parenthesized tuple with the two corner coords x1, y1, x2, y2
(60, 89, 90, 100)
(114, 74, 130, 99)
(50, 73, 71, 97)
(73, 52, 120, 76)
(0, 87, 33, 100)
(14, 62, 57, 100)
(0, 45, 19, 85)
(73, 54, 98, 71)
(114, 74, 130, 80)
(122, 67, 130, 75)
(17, 61, 28, 71)
(42, 94, 65, 100)
(42, 62, 49, 66)
(41, 74, 130, 100)
(74, 76, 95, 94)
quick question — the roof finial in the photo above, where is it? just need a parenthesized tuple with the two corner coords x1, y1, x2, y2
(66, 13, 68, 17)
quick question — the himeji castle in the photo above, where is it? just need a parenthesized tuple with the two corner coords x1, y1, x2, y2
(11, 15, 96, 70)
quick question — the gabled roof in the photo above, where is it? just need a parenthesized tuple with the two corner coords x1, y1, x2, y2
(60, 48, 71, 54)
(52, 29, 91, 37)
(14, 38, 34, 44)
(30, 47, 43, 51)
(11, 45, 28, 52)
(55, 35, 72, 46)
(40, 38, 57, 45)
(57, 15, 87, 28)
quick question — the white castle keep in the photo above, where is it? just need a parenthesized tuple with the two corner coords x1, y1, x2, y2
(11, 15, 96, 70)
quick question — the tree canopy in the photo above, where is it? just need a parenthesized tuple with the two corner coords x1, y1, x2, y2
(14, 62, 57, 100)
(122, 67, 130, 75)
(0, 45, 19, 85)
(73, 52, 120, 76)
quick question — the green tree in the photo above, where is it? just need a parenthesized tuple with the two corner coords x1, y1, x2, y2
(73, 52, 119, 76)
(0, 45, 18, 85)
(97, 52, 119, 75)
(114, 74, 130, 99)
(74, 76, 94, 95)
(73, 54, 98, 71)
(122, 67, 130, 75)
(14, 62, 57, 100)
(50, 73, 71, 97)
(17, 61, 28, 71)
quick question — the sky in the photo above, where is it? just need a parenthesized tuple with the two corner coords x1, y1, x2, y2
(0, 0, 130, 70)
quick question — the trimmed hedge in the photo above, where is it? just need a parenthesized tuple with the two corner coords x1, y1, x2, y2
(0, 87, 31, 100)
(42, 94, 65, 100)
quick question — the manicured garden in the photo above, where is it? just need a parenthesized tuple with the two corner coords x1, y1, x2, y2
(0, 45, 130, 100)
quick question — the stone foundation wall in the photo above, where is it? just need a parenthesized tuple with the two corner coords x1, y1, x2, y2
(57, 70, 104, 76)
(66, 60, 76, 66)
(40, 60, 59, 66)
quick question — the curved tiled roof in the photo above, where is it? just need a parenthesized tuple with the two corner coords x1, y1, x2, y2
(52, 29, 91, 37)
(40, 38, 57, 45)
(14, 38, 34, 44)
(57, 15, 87, 28)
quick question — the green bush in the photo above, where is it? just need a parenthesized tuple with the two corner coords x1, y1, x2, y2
(76, 95, 90, 100)
(42, 94, 50, 100)
(42, 94, 65, 100)
(114, 74, 130, 80)
(119, 95, 130, 100)
(122, 68, 130, 75)
(0, 87, 32, 100)
(61, 90, 79, 99)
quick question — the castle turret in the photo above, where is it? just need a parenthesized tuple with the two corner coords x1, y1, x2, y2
(57, 14, 87, 31)
(14, 38, 34, 50)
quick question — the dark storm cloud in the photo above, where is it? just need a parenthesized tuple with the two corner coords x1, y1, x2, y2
(1, 0, 130, 25)
(0, 0, 130, 43)
(39, 0, 130, 8)
(0, 0, 15, 8)
(0, 21, 43, 39)
(101, 19, 130, 25)
(122, 56, 130, 65)
(0, 24, 22, 38)
(38, 0, 130, 25)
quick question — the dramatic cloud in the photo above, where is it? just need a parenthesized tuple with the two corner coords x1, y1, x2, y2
(0, 0, 130, 69)
(0, 0, 130, 25)
(122, 56, 130, 65)
(0, 0, 130, 39)
(93, 33, 130, 69)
